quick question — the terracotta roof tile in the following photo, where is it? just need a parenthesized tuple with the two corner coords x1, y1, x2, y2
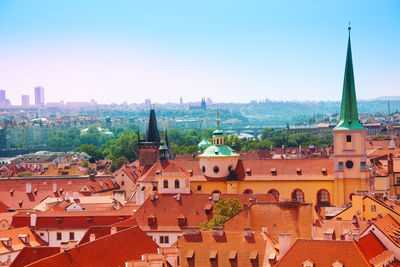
(26, 226, 158, 267)
(358, 232, 387, 260)
(10, 247, 60, 267)
(178, 230, 275, 267)
(275, 239, 372, 267)
(134, 193, 277, 232)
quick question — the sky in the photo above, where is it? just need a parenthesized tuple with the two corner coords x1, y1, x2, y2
(0, 0, 399, 104)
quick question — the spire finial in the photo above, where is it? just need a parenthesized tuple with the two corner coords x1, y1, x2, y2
(217, 110, 220, 129)
(348, 22, 351, 35)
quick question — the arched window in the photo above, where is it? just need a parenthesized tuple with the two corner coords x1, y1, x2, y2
(212, 190, 221, 194)
(174, 179, 180, 189)
(163, 179, 168, 189)
(243, 189, 253, 194)
(291, 189, 304, 202)
(268, 189, 280, 200)
(317, 189, 330, 206)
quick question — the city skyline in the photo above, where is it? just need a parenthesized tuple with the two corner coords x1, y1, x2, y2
(0, 1, 399, 104)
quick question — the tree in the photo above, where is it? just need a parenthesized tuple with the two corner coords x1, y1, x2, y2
(199, 198, 242, 230)
(110, 156, 129, 172)
(75, 144, 103, 160)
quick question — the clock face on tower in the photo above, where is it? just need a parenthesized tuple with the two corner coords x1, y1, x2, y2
(345, 160, 354, 169)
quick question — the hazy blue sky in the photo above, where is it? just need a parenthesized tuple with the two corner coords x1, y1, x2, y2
(0, 0, 399, 104)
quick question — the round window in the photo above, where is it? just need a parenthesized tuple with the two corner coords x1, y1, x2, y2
(345, 160, 354, 169)
(228, 165, 233, 172)
(213, 166, 219, 173)
(202, 166, 206, 173)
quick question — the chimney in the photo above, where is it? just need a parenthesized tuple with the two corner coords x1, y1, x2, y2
(53, 183, 57, 193)
(353, 228, 360, 241)
(111, 227, 117, 235)
(89, 234, 95, 242)
(323, 231, 334, 240)
(30, 214, 37, 227)
(73, 192, 79, 200)
(182, 227, 201, 236)
(60, 241, 78, 252)
(278, 233, 291, 258)
(26, 183, 32, 194)
(113, 190, 126, 205)
(212, 227, 224, 237)
(388, 153, 394, 173)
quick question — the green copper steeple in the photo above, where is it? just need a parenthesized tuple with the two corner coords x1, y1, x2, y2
(334, 27, 365, 131)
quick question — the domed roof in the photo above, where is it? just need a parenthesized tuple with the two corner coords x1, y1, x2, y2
(198, 144, 237, 157)
(198, 138, 212, 151)
(213, 129, 224, 136)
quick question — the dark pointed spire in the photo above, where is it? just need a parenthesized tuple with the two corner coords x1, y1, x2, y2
(334, 26, 365, 130)
(147, 108, 160, 143)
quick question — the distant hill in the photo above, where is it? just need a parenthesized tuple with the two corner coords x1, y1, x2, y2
(375, 96, 400, 100)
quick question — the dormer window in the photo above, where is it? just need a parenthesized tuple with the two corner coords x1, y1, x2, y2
(346, 135, 352, 142)
(302, 259, 315, 267)
(271, 168, 277, 176)
(296, 168, 302, 175)
(246, 168, 251, 176)
(322, 168, 327, 175)
(0, 237, 11, 248)
(18, 234, 29, 244)
(147, 215, 156, 226)
(163, 180, 168, 188)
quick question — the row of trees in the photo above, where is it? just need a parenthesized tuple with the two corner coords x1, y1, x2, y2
(46, 125, 333, 171)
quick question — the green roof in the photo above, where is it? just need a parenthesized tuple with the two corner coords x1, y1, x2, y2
(198, 145, 238, 157)
(213, 129, 224, 136)
(198, 138, 211, 150)
(334, 29, 365, 131)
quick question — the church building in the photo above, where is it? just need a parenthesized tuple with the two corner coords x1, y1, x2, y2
(136, 28, 373, 207)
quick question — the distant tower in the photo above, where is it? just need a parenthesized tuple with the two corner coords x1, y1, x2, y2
(180, 97, 183, 105)
(138, 109, 161, 167)
(144, 99, 151, 107)
(21, 95, 30, 106)
(34, 86, 45, 105)
(201, 97, 207, 110)
(0, 90, 5, 104)
(333, 26, 369, 206)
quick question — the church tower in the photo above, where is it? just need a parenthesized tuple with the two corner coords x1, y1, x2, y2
(138, 108, 161, 167)
(333, 26, 369, 206)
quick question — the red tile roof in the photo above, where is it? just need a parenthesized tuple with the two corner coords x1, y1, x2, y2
(0, 177, 117, 210)
(10, 247, 60, 267)
(358, 232, 387, 260)
(139, 158, 334, 182)
(11, 210, 133, 230)
(133, 193, 277, 232)
(275, 239, 372, 267)
(78, 225, 133, 245)
(26, 226, 158, 267)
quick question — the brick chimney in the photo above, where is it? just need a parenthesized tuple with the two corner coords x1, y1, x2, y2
(89, 233, 95, 242)
(278, 233, 291, 258)
(111, 227, 117, 235)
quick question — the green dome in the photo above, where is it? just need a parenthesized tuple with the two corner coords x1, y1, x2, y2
(159, 142, 168, 151)
(198, 144, 237, 157)
(198, 138, 211, 152)
(213, 129, 224, 136)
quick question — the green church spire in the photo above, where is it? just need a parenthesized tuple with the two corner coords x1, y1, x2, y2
(334, 26, 365, 131)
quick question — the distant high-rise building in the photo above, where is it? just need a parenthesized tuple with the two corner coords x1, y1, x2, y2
(144, 99, 151, 107)
(34, 86, 44, 105)
(0, 90, 5, 104)
(180, 97, 183, 105)
(21, 95, 30, 105)
(201, 97, 206, 110)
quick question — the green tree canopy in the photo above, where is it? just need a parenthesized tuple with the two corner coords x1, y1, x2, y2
(199, 198, 242, 230)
